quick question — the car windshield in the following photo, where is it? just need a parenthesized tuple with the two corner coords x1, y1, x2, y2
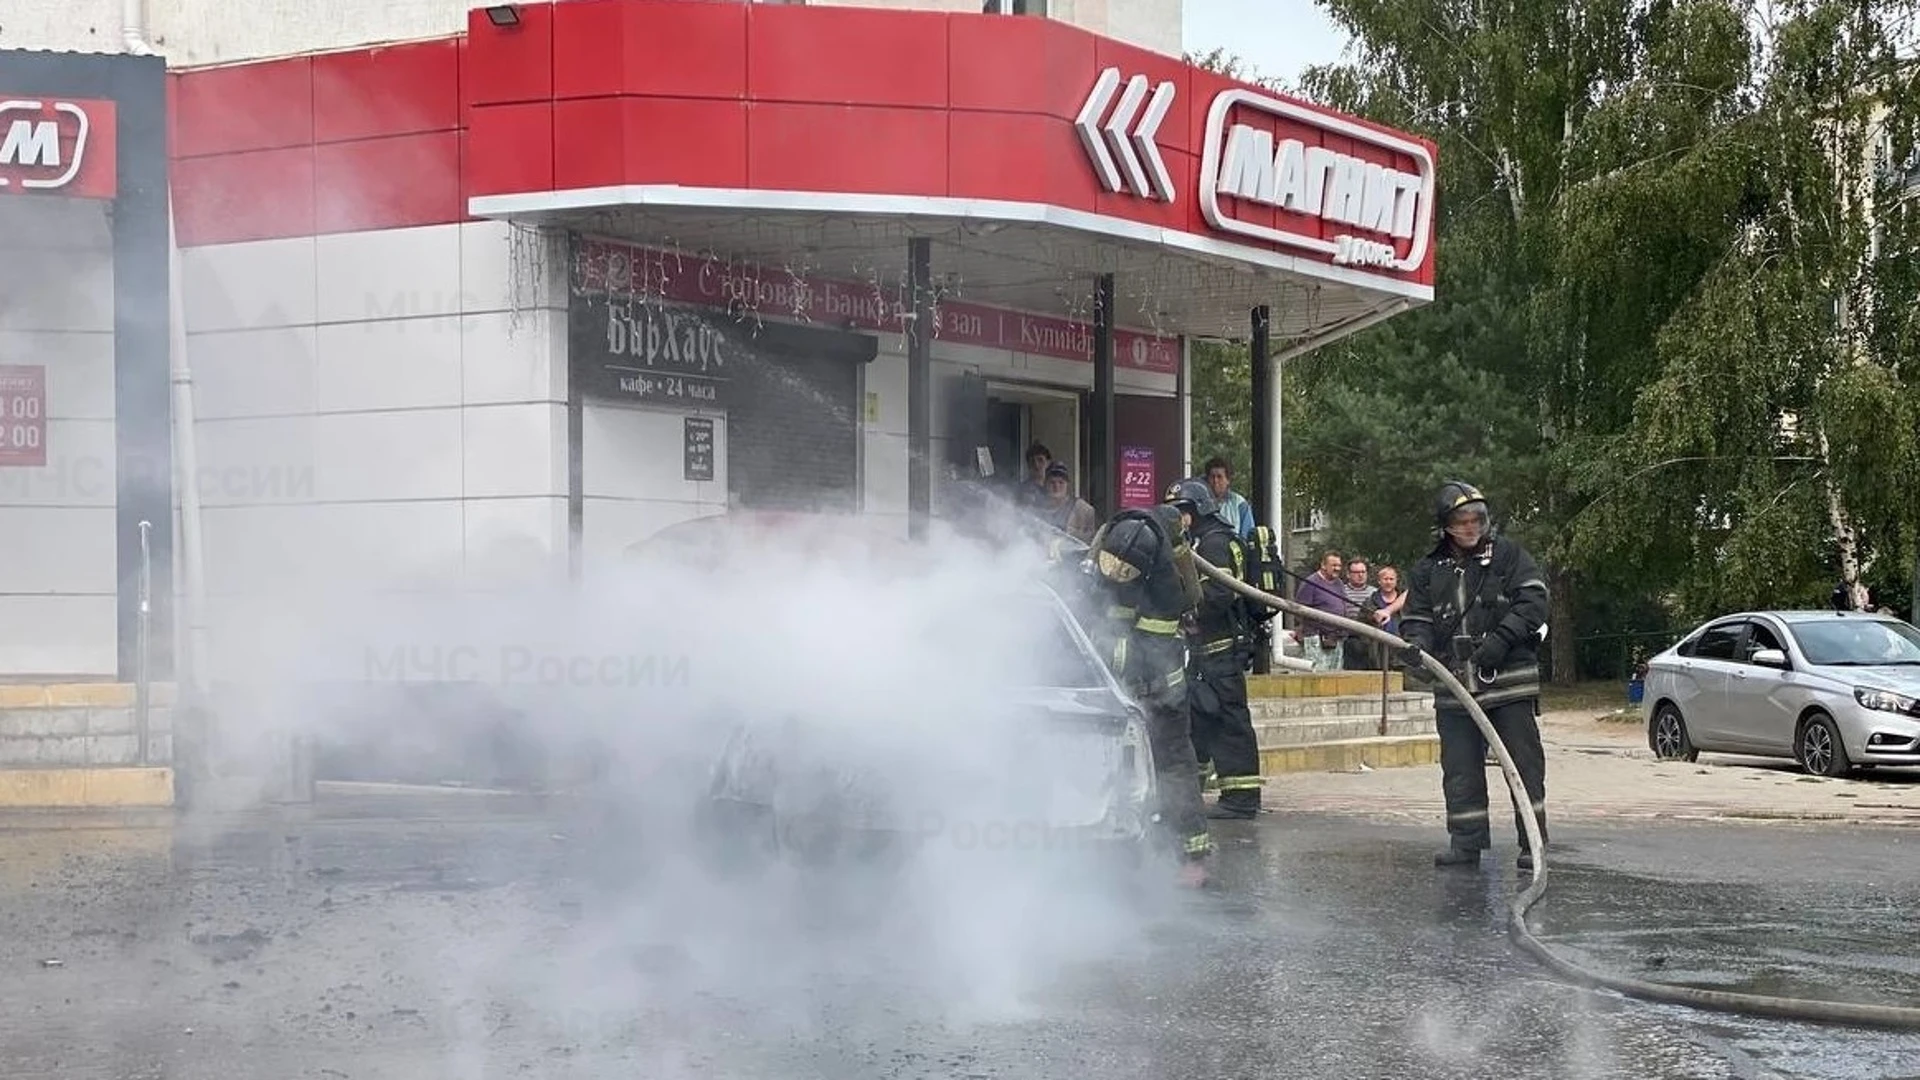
(1788, 619, 1920, 666)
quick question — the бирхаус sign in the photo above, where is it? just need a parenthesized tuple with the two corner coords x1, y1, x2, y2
(570, 292, 739, 407)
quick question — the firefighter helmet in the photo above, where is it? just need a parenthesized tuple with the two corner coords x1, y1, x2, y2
(1092, 514, 1166, 584)
(1434, 480, 1488, 527)
(1163, 476, 1217, 521)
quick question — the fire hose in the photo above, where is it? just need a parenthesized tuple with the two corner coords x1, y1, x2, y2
(1190, 553, 1920, 1032)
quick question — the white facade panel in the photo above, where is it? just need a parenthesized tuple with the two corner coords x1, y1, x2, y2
(315, 317, 466, 413)
(0, 224, 117, 678)
(0, 505, 117, 593)
(182, 236, 318, 333)
(301, 499, 469, 586)
(463, 495, 568, 583)
(0, 596, 117, 677)
(460, 310, 565, 407)
(191, 415, 318, 508)
(177, 221, 569, 683)
(312, 407, 466, 502)
(462, 402, 566, 499)
(318, 225, 465, 326)
(185, 326, 320, 420)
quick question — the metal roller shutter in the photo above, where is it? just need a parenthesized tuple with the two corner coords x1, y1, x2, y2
(726, 344, 862, 512)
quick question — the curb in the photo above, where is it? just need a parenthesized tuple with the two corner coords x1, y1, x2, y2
(0, 767, 175, 808)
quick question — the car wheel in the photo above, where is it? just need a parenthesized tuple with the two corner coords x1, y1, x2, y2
(1649, 703, 1699, 763)
(1796, 712, 1853, 778)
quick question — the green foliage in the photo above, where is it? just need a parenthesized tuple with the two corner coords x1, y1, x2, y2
(1185, 0, 1920, 675)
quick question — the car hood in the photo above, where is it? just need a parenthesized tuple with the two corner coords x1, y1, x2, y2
(1824, 665, 1920, 695)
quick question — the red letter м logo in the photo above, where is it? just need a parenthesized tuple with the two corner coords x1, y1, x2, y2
(0, 98, 118, 200)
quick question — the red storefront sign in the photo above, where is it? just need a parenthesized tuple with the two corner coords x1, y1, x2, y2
(0, 365, 48, 467)
(574, 239, 1180, 375)
(0, 98, 117, 200)
(1118, 446, 1156, 509)
(1198, 87, 1433, 274)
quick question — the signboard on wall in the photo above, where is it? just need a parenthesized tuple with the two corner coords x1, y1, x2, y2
(572, 238, 1181, 376)
(683, 417, 715, 482)
(1119, 446, 1156, 509)
(569, 292, 737, 407)
(0, 98, 117, 200)
(0, 365, 47, 467)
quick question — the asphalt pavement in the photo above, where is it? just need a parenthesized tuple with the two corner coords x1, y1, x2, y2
(4, 787, 1919, 1080)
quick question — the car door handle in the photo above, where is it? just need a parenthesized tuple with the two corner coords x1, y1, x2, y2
(1732, 670, 1747, 680)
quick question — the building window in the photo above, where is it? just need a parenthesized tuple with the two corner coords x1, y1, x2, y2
(983, 0, 1047, 13)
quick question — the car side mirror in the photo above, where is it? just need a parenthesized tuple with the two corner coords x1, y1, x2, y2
(1751, 648, 1789, 668)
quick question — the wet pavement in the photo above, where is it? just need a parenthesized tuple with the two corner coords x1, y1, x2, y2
(3, 792, 1919, 1080)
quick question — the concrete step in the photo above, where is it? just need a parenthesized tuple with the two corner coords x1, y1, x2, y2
(1248, 672, 1402, 698)
(1256, 709, 1434, 749)
(1251, 692, 1432, 722)
(1259, 735, 1439, 775)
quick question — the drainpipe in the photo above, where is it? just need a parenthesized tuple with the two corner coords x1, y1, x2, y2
(121, 0, 158, 54)
(167, 190, 211, 699)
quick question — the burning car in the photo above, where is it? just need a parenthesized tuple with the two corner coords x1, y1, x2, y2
(625, 509, 1159, 875)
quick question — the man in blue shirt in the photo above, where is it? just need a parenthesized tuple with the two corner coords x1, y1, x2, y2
(1203, 457, 1255, 539)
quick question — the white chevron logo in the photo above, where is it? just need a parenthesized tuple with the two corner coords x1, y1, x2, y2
(1074, 68, 1177, 203)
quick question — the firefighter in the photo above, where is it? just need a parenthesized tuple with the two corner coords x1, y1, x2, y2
(1082, 501, 1214, 885)
(1398, 480, 1551, 872)
(1164, 478, 1263, 820)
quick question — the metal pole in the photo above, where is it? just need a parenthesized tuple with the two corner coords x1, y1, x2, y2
(1249, 306, 1274, 676)
(1091, 274, 1116, 518)
(136, 520, 153, 765)
(907, 237, 933, 541)
(1249, 306, 1272, 525)
(1379, 643, 1390, 736)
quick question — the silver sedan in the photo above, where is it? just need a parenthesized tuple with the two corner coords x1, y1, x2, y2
(1642, 609, 1920, 777)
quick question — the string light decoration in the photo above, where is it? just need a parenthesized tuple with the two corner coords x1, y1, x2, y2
(505, 222, 561, 333)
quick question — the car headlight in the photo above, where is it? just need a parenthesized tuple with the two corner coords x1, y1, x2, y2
(1854, 687, 1920, 716)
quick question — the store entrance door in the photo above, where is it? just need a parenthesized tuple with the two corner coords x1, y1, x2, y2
(984, 382, 1084, 497)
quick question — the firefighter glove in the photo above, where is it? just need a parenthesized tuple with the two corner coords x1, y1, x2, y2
(1471, 634, 1510, 674)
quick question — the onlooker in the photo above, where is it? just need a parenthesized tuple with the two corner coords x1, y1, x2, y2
(1294, 551, 1350, 670)
(1341, 559, 1380, 669)
(1370, 565, 1407, 637)
(1202, 457, 1256, 540)
(1019, 442, 1053, 508)
(1039, 461, 1099, 543)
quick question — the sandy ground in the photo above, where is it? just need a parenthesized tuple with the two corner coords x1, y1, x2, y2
(1275, 706, 1920, 827)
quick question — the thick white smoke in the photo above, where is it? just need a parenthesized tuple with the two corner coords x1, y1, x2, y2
(187, 509, 1186, 1065)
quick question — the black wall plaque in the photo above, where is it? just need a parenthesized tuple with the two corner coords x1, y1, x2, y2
(683, 416, 715, 482)
(569, 294, 738, 407)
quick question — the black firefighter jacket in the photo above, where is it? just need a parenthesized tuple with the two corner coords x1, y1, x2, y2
(1400, 534, 1550, 709)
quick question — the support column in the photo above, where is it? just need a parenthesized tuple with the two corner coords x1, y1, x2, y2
(1248, 305, 1273, 527)
(907, 237, 933, 540)
(1090, 274, 1116, 519)
(1248, 305, 1274, 675)
(1177, 336, 1192, 478)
